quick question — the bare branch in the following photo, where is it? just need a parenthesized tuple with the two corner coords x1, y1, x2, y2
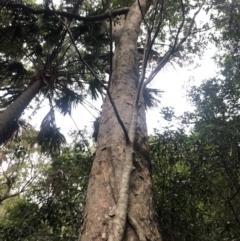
(0, 188, 27, 203)
(172, 0, 186, 52)
(137, 0, 149, 29)
(191, 24, 216, 34)
(69, 116, 92, 154)
(211, 180, 240, 226)
(0, 157, 35, 204)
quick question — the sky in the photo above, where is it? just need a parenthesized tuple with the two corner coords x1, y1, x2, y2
(146, 47, 217, 131)
(30, 0, 218, 139)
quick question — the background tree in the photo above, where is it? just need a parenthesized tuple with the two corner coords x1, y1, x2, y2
(0, 0, 107, 147)
(0, 128, 47, 204)
(153, 2, 240, 237)
(0, 132, 93, 241)
(151, 124, 240, 241)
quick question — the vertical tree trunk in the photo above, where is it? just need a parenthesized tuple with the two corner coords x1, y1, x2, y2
(79, 0, 162, 240)
(0, 77, 43, 143)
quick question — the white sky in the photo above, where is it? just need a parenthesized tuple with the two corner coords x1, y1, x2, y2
(147, 47, 217, 132)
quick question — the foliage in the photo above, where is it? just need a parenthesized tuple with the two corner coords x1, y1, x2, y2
(0, 0, 211, 149)
(2, 121, 240, 241)
(149, 9, 240, 237)
(151, 126, 240, 241)
(0, 137, 93, 241)
(0, 0, 107, 146)
(0, 128, 47, 205)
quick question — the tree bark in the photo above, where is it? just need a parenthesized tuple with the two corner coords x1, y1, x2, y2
(79, 0, 162, 240)
(0, 77, 43, 143)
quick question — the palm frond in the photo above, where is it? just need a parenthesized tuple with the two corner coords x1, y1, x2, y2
(88, 78, 103, 100)
(143, 88, 163, 110)
(37, 111, 66, 154)
(0, 9, 40, 58)
(54, 87, 84, 115)
(92, 117, 100, 141)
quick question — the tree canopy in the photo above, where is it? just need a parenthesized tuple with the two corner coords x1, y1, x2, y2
(1, 0, 240, 241)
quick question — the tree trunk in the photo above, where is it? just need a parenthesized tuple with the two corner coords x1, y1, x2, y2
(79, 0, 162, 240)
(0, 77, 43, 143)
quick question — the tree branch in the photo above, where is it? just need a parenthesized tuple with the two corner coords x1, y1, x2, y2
(136, 0, 165, 106)
(108, 8, 113, 88)
(4, 2, 129, 22)
(143, 0, 206, 88)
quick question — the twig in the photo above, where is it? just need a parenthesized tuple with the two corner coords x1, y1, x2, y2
(211, 180, 240, 226)
(178, 0, 206, 46)
(172, 0, 186, 53)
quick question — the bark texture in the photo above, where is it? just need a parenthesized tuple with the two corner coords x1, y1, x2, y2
(0, 77, 43, 143)
(79, 0, 162, 240)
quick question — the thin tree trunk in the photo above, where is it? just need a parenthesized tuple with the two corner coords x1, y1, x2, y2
(0, 77, 43, 143)
(79, 0, 162, 240)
